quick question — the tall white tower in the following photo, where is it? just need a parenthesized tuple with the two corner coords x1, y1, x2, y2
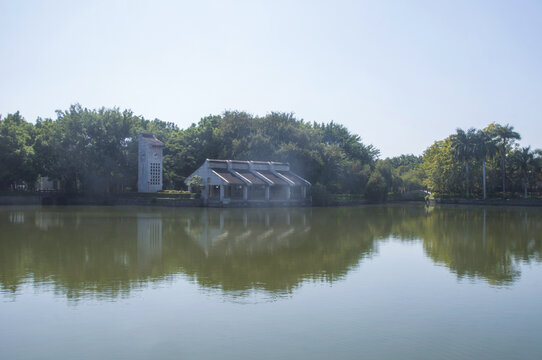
(138, 133, 165, 192)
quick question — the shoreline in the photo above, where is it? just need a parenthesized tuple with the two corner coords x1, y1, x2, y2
(1, 194, 542, 208)
(427, 198, 542, 207)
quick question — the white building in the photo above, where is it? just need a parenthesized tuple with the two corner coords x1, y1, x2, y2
(36, 176, 61, 192)
(184, 159, 311, 206)
(138, 133, 165, 193)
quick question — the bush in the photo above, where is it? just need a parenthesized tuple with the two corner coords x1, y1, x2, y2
(310, 183, 329, 206)
(187, 175, 203, 196)
(365, 172, 388, 202)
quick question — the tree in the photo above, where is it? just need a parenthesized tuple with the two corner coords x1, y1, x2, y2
(486, 123, 521, 199)
(365, 171, 388, 202)
(511, 147, 535, 198)
(421, 138, 463, 194)
(35, 105, 144, 193)
(364, 161, 393, 202)
(535, 150, 542, 195)
(0, 112, 37, 190)
(474, 130, 498, 199)
(451, 128, 476, 198)
(187, 175, 203, 197)
(386, 154, 424, 193)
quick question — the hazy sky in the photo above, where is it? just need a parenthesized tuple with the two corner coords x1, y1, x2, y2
(1, 0, 541, 158)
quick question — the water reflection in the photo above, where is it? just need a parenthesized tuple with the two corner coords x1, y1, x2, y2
(137, 213, 162, 272)
(185, 209, 311, 255)
(0, 205, 541, 299)
(181, 208, 372, 293)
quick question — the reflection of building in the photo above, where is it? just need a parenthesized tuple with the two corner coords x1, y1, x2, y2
(138, 133, 165, 193)
(9, 211, 25, 224)
(34, 211, 63, 230)
(184, 208, 311, 255)
(137, 213, 163, 270)
(184, 159, 311, 206)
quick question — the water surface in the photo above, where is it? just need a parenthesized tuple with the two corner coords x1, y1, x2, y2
(1, 205, 541, 359)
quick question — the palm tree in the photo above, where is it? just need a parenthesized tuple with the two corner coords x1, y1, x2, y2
(535, 150, 542, 194)
(474, 130, 497, 200)
(451, 128, 476, 198)
(512, 146, 534, 198)
(487, 123, 521, 199)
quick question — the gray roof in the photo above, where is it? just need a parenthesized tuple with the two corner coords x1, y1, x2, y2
(206, 159, 290, 167)
(185, 159, 310, 186)
(235, 170, 267, 185)
(139, 132, 165, 147)
(256, 170, 290, 186)
(277, 171, 311, 186)
(212, 168, 246, 185)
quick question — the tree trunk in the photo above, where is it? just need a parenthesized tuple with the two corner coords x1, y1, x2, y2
(465, 160, 469, 199)
(524, 178, 528, 199)
(502, 153, 506, 199)
(482, 159, 487, 200)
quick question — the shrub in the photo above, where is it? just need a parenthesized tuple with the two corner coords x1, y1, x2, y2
(365, 172, 388, 202)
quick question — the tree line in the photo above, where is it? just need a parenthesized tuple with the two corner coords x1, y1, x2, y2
(420, 124, 542, 199)
(0, 105, 379, 196)
(1, 104, 541, 200)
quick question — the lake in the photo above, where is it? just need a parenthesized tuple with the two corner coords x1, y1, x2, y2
(1, 205, 542, 359)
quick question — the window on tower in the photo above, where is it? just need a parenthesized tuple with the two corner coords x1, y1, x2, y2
(149, 163, 161, 185)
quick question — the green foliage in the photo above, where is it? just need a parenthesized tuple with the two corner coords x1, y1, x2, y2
(3, 105, 541, 200)
(509, 146, 537, 197)
(34, 105, 140, 193)
(365, 171, 388, 202)
(385, 154, 424, 193)
(166, 112, 378, 194)
(485, 123, 521, 198)
(310, 183, 329, 205)
(422, 138, 463, 194)
(187, 175, 203, 196)
(450, 128, 477, 198)
(364, 161, 394, 202)
(422, 123, 542, 199)
(451, 128, 476, 163)
(0, 106, 379, 195)
(0, 112, 37, 190)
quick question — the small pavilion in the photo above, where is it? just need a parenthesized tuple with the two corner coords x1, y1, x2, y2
(184, 159, 311, 206)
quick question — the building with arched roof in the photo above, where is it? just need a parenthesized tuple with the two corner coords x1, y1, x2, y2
(184, 159, 311, 206)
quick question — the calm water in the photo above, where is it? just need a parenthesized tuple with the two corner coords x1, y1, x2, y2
(1, 205, 542, 359)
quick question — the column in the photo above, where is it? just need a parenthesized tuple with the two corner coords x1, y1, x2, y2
(286, 186, 291, 200)
(219, 185, 224, 201)
(243, 186, 248, 201)
(265, 186, 270, 201)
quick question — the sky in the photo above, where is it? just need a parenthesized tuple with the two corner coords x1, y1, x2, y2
(1, 0, 541, 158)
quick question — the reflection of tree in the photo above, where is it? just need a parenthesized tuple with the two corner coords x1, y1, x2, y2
(178, 208, 378, 293)
(389, 206, 542, 284)
(0, 208, 167, 299)
(0, 205, 541, 299)
(419, 208, 521, 284)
